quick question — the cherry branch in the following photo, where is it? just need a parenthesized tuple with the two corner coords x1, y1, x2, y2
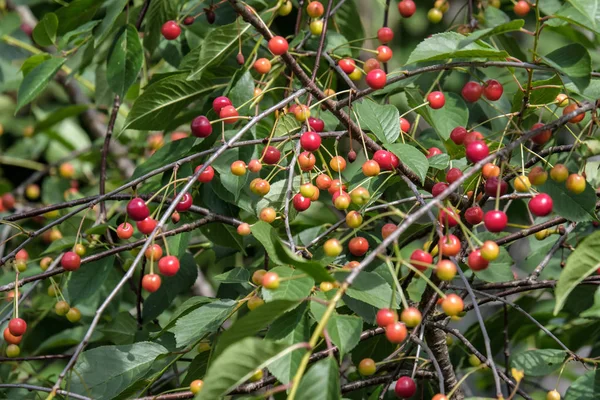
(528, 222, 576, 281)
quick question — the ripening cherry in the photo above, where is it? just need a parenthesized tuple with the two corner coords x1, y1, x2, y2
(362, 160, 381, 177)
(400, 118, 410, 133)
(436, 260, 457, 281)
(268, 36, 289, 55)
(514, 0, 531, 16)
(127, 198, 150, 221)
(299, 151, 316, 171)
(442, 294, 464, 316)
(137, 217, 158, 235)
(431, 182, 448, 197)
(300, 131, 321, 151)
(330, 156, 346, 172)
(252, 269, 267, 286)
(366, 69, 387, 89)
(316, 174, 333, 190)
(348, 236, 369, 256)
(529, 166, 548, 186)
(220, 105, 239, 124)
(142, 274, 161, 292)
(461, 82, 483, 103)
(250, 178, 271, 196)
(161, 21, 181, 40)
(400, 307, 422, 328)
(398, 0, 416, 17)
(40, 257, 53, 271)
(410, 249, 433, 272)
(466, 140, 489, 163)
(427, 147, 442, 158)
(381, 223, 396, 239)
(484, 177, 508, 197)
(253, 58, 271, 74)
(175, 193, 193, 212)
(350, 187, 370, 206)
(550, 164, 569, 183)
(310, 21, 323, 36)
(450, 126, 467, 145)
(482, 163, 500, 179)
(237, 223, 251, 236)
(308, 117, 325, 132)
(546, 390, 561, 400)
(145, 244, 163, 260)
(3, 328, 21, 345)
(259, 207, 277, 223)
(1, 193, 16, 210)
(446, 168, 462, 184)
(338, 58, 356, 74)
(190, 379, 204, 395)
(483, 79, 503, 101)
(293, 193, 311, 212)
(346, 211, 363, 229)
(373, 150, 399, 170)
(15, 249, 28, 261)
(294, 105, 311, 122)
(328, 180, 347, 195)
(61, 251, 81, 271)
(395, 376, 416, 398)
(8, 318, 27, 336)
(484, 210, 508, 232)
(531, 122, 552, 145)
(468, 249, 489, 271)
(230, 160, 247, 176)
(376, 45, 393, 63)
(66, 307, 81, 323)
(323, 238, 343, 257)
(439, 234, 461, 257)
(465, 206, 484, 225)
(116, 222, 134, 240)
(438, 208, 460, 228)
(513, 176, 531, 193)
(376, 308, 398, 327)
(563, 103, 585, 123)
(566, 174, 586, 194)
(427, 91, 445, 109)
(158, 255, 180, 276)
(183, 16, 195, 25)
(358, 358, 377, 376)
(386, 322, 408, 343)
(363, 58, 381, 74)
(191, 115, 212, 137)
(195, 165, 215, 183)
(377, 27, 394, 43)
(463, 131, 484, 147)
(6, 344, 20, 358)
(262, 146, 281, 165)
(212, 96, 232, 114)
(300, 183, 317, 199)
(262, 271, 280, 289)
(428, 7, 443, 23)
(306, 1, 325, 18)
(480, 240, 500, 261)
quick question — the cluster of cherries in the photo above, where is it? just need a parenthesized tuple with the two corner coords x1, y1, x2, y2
(3, 317, 27, 358)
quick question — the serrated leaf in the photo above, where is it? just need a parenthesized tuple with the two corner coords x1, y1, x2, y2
(564, 369, 600, 400)
(66, 256, 113, 306)
(554, 231, 600, 314)
(354, 99, 400, 144)
(539, 179, 596, 222)
(214, 267, 251, 283)
(169, 299, 236, 348)
(511, 349, 566, 376)
(296, 357, 341, 400)
(41, 236, 79, 255)
(32, 13, 58, 47)
(159, 297, 215, 334)
(16, 57, 65, 112)
(107, 24, 143, 98)
(459, 20, 524, 47)
(385, 143, 429, 184)
(511, 75, 562, 114)
(345, 271, 393, 309)
(326, 314, 362, 358)
(427, 154, 450, 170)
(541, 43, 591, 92)
(94, 0, 129, 45)
(55, 0, 103, 35)
(263, 266, 314, 302)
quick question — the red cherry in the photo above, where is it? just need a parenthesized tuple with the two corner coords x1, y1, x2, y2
(268, 36, 289, 55)
(183, 16, 195, 25)
(398, 0, 416, 17)
(127, 198, 150, 221)
(484, 177, 508, 197)
(348, 237, 369, 256)
(386, 322, 408, 343)
(293, 193, 311, 211)
(300, 131, 322, 151)
(219, 105, 239, 124)
(308, 117, 325, 132)
(3, 328, 21, 345)
(377, 27, 394, 43)
(158, 255, 180, 276)
(15, 249, 28, 261)
(191, 115, 212, 137)
(137, 217, 158, 235)
(175, 193, 193, 212)
(529, 193, 553, 216)
(439, 234, 461, 257)
(514, 0, 530, 16)
(381, 223, 396, 239)
(461, 81, 483, 103)
(362, 160, 381, 177)
(483, 79, 503, 101)
(8, 318, 27, 336)
(1, 193, 16, 210)
(465, 140, 489, 163)
(262, 146, 281, 165)
(366, 69, 387, 89)
(373, 150, 398, 170)
(465, 206, 484, 225)
(450, 126, 467, 145)
(376, 308, 398, 327)
(427, 147, 442, 158)
(338, 58, 356, 74)
(468, 249, 489, 271)
(61, 251, 81, 271)
(463, 131, 484, 146)
(446, 168, 462, 184)
(400, 118, 410, 133)
(410, 249, 433, 272)
(212, 96, 232, 114)
(116, 222, 134, 240)
(438, 208, 460, 228)
(395, 376, 416, 398)
(142, 274, 162, 292)
(161, 21, 181, 40)
(145, 244, 163, 260)
(427, 91, 445, 109)
(316, 174, 332, 190)
(531, 122, 552, 145)
(484, 210, 508, 232)
(195, 165, 215, 183)
(376, 45, 393, 63)
(253, 58, 271, 74)
(431, 182, 449, 197)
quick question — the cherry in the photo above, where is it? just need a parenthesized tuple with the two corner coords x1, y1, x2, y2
(183, 16, 195, 25)
(385, 322, 408, 343)
(566, 174, 586, 194)
(373, 150, 399, 170)
(346, 211, 363, 228)
(175, 193, 193, 212)
(483, 79, 503, 101)
(348, 236, 369, 256)
(117, 222, 134, 239)
(268, 36, 289, 55)
(439, 234, 461, 257)
(127, 198, 150, 221)
(428, 8, 443, 23)
(40, 257, 53, 271)
(191, 115, 212, 137)
(171, 211, 180, 224)
(446, 168, 462, 184)
(15, 249, 28, 261)
(253, 58, 271, 74)
(482, 163, 500, 178)
(310, 20, 323, 36)
(431, 182, 449, 197)
(461, 81, 483, 103)
(427, 147, 442, 158)
(366, 69, 386, 89)
(468, 249, 489, 271)
(484, 177, 508, 197)
(220, 105, 239, 124)
(466, 140, 489, 163)
(161, 21, 181, 40)
(529, 166, 548, 186)
(464, 206, 484, 225)
(394, 376, 416, 398)
(294, 105, 311, 122)
(432, 395, 448, 400)
(546, 390, 561, 400)
(320, 281, 334, 291)
(60, 162, 75, 178)
(262, 146, 281, 165)
(145, 244, 163, 260)
(362, 160, 381, 177)
(376, 45, 393, 63)
(300, 131, 321, 151)
(427, 91, 445, 109)
(61, 251, 81, 271)
(246, 159, 260, 173)
(3, 327, 21, 345)
(237, 223, 251, 236)
(195, 165, 215, 183)
(358, 358, 377, 376)
(514, 0, 531, 16)
(484, 210, 508, 232)
(212, 96, 232, 114)
(308, 117, 325, 132)
(262, 271, 280, 289)
(550, 164, 569, 183)
(400, 307, 422, 328)
(364, 58, 381, 73)
(190, 379, 204, 394)
(436, 260, 457, 281)
(438, 208, 459, 228)
(252, 269, 267, 285)
(8, 318, 27, 336)
(442, 294, 464, 316)
(381, 223, 397, 239)
(66, 307, 81, 322)
(376, 308, 398, 327)
(158, 255, 180, 276)
(299, 152, 316, 171)
(480, 240, 500, 261)
(142, 274, 162, 292)
(338, 58, 356, 74)
(278, 0, 293, 16)
(450, 126, 467, 145)
(259, 207, 277, 223)
(55, 300, 70, 316)
(563, 103, 585, 123)
(292, 193, 311, 211)
(306, 1, 325, 18)
(350, 187, 370, 205)
(398, 0, 416, 18)
(323, 238, 343, 257)
(137, 217, 158, 234)
(400, 118, 410, 133)
(230, 160, 247, 176)
(410, 249, 433, 272)
(330, 156, 346, 172)
(378, 27, 394, 43)
(531, 122, 552, 145)
(6, 344, 20, 358)
(300, 183, 317, 198)
(463, 131, 484, 146)
(250, 178, 270, 196)
(514, 176, 531, 193)
(316, 174, 332, 190)
(1, 193, 16, 210)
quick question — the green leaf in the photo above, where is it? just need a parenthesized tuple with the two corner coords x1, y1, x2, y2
(428, 154, 450, 170)
(326, 314, 362, 358)
(263, 266, 315, 302)
(473, 233, 513, 283)
(101, 312, 138, 345)
(41, 236, 79, 255)
(94, 0, 129, 45)
(406, 32, 508, 65)
(143, 0, 178, 53)
(71, 342, 168, 399)
(213, 267, 251, 283)
(554, 231, 600, 314)
(169, 299, 237, 348)
(32, 13, 58, 47)
(354, 99, 400, 144)
(132, 138, 202, 179)
(54, 0, 104, 35)
(159, 297, 215, 334)
(296, 357, 341, 400)
(0, 13, 21, 37)
(511, 75, 562, 114)
(66, 256, 114, 306)
(565, 369, 600, 400)
(35, 105, 90, 133)
(459, 20, 525, 47)
(511, 349, 566, 376)
(187, 22, 251, 81)
(16, 57, 65, 112)
(539, 179, 597, 222)
(345, 271, 393, 309)
(124, 73, 225, 130)
(541, 43, 591, 92)
(385, 143, 429, 184)
(183, 351, 211, 385)
(196, 338, 292, 400)
(107, 24, 143, 98)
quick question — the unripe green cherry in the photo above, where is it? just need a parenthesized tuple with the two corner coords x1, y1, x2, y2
(566, 173, 586, 194)
(358, 358, 376, 376)
(252, 269, 267, 285)
(247, 296, 265, 311)
(55, 300, 70, 316)
(6, 344, 20, 358)
(468, 354, 481, 367)
(350, 187, 370, 205)
(550, 164, 568, 183)
(323, 238, 343, 257)
(66, 307, 82, 323)
(346, 211, 363, 229)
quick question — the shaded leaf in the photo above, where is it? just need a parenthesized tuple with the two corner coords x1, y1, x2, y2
(407, 32, 507, 65)
(107, 24, 143, 98)
(511, 349, 566, 376)
(169, 299, 236, 348)
(32, 13, 58, 47)
(16, 57, 65, 112)
(296, 357, 341, 400)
